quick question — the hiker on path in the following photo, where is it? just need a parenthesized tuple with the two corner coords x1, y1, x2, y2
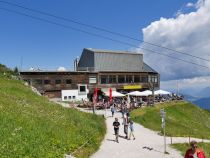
(121, 105, 125, 118)
(122, 113, 129, 139)
(113, 118, 120, 143)
(128, 120, 135, 140)
(185, 140, 206, 158)
(110, 104, 115, 117)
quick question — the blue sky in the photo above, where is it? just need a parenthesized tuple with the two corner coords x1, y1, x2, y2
(0, 0, 197, 71)
(3, 0, 210, 95)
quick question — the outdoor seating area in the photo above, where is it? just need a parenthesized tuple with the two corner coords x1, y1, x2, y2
(77, 89, 184, 110)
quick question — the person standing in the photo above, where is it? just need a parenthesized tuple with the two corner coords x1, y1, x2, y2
(110, 104, 115, 117)
(121, 105, 125, 118)
(122, 113, 129, 139)
(185, 140, 206, 158)
(128, 120, 135, 140)
(113, 118, 120, 143)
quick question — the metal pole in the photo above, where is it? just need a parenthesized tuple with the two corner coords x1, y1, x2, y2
(152, 87, 155, 105)
(164, 122, 166, 154)
(160, 108, 166, 154)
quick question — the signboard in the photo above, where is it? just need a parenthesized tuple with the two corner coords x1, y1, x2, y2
(123, 85, 142, 90)
(160, 108, 166, 128)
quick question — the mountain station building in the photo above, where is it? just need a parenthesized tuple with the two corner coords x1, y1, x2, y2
(20, 48, 160, 101)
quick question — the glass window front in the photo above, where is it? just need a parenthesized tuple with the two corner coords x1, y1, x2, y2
(126, 75, 133, 83)
(141, 76, 148, 83)
(149, 76, 158, 83)
(118, 75, 125, 83)
(109, 75, 116, 83)
(134, 75, 140, 83)
(100, 75, 108, 84)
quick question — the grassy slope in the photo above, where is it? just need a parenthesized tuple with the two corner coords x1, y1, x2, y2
(172, 143, 210, 158)
(131, 101, 210, 139)
(0, 77, 106, 158)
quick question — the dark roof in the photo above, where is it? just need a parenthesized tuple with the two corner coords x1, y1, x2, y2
(78, 48, 147, 72)
(85, 48, 142, 55)
(143, 62, 158, 73)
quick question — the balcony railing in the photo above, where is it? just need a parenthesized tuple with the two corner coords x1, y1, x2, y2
(77, 67, 95, 72)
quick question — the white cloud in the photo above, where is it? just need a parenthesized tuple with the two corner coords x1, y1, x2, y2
(161, 75, 210, 95)
(141, 0, 210, 81)
(57, 67, 66, 71)
(186, 2, 194, 8)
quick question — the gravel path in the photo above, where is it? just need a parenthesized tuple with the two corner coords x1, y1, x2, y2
(54, 102, 209, 158)
(90, 109, 209, 158)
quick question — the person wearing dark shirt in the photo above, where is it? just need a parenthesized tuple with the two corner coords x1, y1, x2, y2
(113, 118, 120, 143)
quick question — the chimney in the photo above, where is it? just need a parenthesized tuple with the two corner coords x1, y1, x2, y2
(74, 57, 79, 71)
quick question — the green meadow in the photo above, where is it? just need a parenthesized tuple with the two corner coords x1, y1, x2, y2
(131, 101, 210, 138)
(0, 77, 106, 158)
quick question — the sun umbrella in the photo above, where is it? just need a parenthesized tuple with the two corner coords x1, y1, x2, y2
(154, 90, 171, 95)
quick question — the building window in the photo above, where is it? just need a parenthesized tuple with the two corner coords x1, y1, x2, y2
(66, 79, 72, 84)
(55, 79, 61, 84)
(126, 75, 133, 83)
(134, 75, 140, 83)
(44, 80, 51, 85)
(109, 75, 116, 84)
(149, 76, 158, 83)
(118, 75, 125, 83)
(79, 85, 86, 92)
(89, 76, 97, 84)
(72, 96, 76, 99)
(34, 79, 42, 85)
(64, 96, 67, 100)
(68, 96, 71, 99)
(100, 75, 108, 84)
(140, 76, 148, 83)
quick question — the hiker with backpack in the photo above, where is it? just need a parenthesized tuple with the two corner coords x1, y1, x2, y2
(113, 118, 120, 143)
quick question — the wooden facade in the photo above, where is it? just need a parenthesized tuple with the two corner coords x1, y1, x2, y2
(20, 71, 159, 98)
(20, 71, 95, 98)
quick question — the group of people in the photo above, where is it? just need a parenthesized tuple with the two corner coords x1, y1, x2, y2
(112, 106, 135, 143)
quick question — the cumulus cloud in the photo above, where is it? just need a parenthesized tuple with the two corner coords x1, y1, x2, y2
(57, 67, 66, 71)
(160, 75, 210, 96)
(140, 0, 210, 81)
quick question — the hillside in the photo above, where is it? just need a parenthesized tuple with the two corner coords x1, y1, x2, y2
(0, 64, 18, 77)
(0, 77, 106, 157)
(131, 101, 210, 139)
